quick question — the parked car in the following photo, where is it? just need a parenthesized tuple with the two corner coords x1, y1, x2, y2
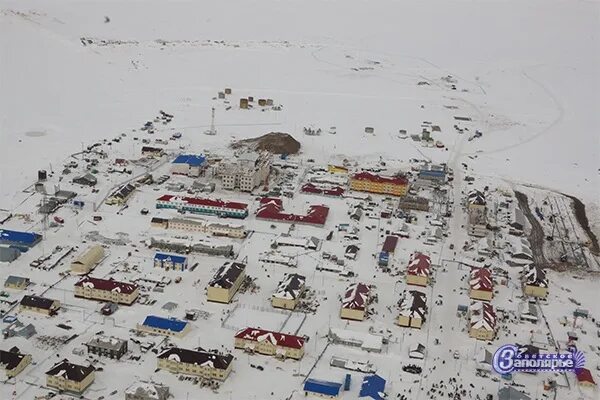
(402, 364, 422, 374)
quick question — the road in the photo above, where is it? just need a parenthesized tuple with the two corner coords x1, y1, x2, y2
(514, 191, 547, 266)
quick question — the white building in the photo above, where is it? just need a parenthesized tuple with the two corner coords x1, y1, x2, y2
(217, 151, 271, 192)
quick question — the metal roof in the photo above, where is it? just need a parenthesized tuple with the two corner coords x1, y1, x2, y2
(303, 379, 342, 396)
(154, 252, 187, 264)
(359, 374, 386, 400)
(172, 154, 206, 167)
(0, 229, 42, 246)
(141, 315, 188, 332)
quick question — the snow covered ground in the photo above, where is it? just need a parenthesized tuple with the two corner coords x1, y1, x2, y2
(1, 1, 599, 399)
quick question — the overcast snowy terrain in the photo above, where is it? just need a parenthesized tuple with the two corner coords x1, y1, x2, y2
(0, 1, 599, 400)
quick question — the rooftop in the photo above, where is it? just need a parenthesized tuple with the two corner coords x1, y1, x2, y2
(273, 273, 306, 300)
(172, 154, 206, 167)
(342, 282, 370, 310)
(45, 359, 94, 382)
(407, 252, 431, 276)
(352, 171, 408, 185)
(256, 198, 329, 226)
(158, 347, 233, 370)
(235, 327, 305, 349)
(208, 261, 246, 289)
(75, 276, 138, 294)
(157, 195, 248, 210)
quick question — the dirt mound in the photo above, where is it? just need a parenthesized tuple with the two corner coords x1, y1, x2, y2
(563, 193, 600, 255)
(231, 132, 301, 154)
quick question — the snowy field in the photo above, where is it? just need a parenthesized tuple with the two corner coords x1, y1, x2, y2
(1, 1, 599, 400)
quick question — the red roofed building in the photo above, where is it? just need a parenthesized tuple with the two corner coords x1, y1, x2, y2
(406, 252, 431, 287)
(234, 327, 305, 360)
(576, 368, 596, 388)
(469, 301, 496, 340)
(74, 277, 139, 305)
(340, 283, 370, 321)
(301, 183, 345, 197)
(350, 172, 409, 197)
(382, 236, 399, 254)
(470, 267, 493, 301)
(256, 198, 329, 226)
(156, 195, 248, 219)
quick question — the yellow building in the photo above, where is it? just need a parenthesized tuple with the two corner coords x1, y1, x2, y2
(350, 172, 409, 197)
(71, 245, 105, 275)
(0, 347, 32, 378)
(340, 283, 369, 321)
(74, 277, 139, 305)
(469, 302, 496, 341)
(271, 273, 306, 310)
(207, 262, 246, 303)
(327, 165, 349, 174)
(524, 284, 548, 298)
(234, 327, 305, 360)
(406, 252, 431, 287)
(157, 347, 233, 381)
(469, 267, 493, 301)
(522, 265, 548, 298)
(19, 295, 60, 316)
(396, 290, 426, 329)
(46, 360, 95, 393)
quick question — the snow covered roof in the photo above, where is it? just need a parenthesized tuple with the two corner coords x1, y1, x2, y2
(0, 347, 28, 371)
(273, 273, 306, 299)
(85, 335, 127, 352)
(470, 267, 493, 291)
(398, 290, 427, 319)
(328, 328, 383, 352)
(468, 190, 486, 205)
(235, 327, 305, 349)
(523, 264, 548, 288)
(45, 359, 94, 381)
(351, 172, 408, 185)
(172, 154, 205, 167)
(75, 276, 138, 294)
(470, 301, 496, 331)
(342, 283, 370, 310)
(256, 197, 329, 226)
(407, 252, 431, 277)
(301, 183, 345, 197)
(125, 383, 169, 400)
(156, 194, 248, 210)
(157, 347, 233, 370)
(208, 261, 245, 289)
(154, 252, 187, 264)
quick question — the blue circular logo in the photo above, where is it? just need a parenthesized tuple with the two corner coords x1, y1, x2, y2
(493, 344, 517, 374)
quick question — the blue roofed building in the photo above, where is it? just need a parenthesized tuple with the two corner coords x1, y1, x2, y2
(359, 374, 387, 400)
(171, 154, 206, 177)
(137, 315, 190, 338)
(0, 229, 42, 251)
(417, 164, 447, 187)
(303, 378, 342, 398)
(154, 252, 188, 271)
